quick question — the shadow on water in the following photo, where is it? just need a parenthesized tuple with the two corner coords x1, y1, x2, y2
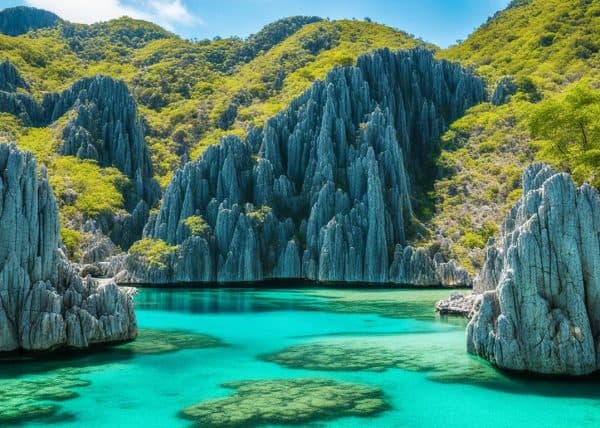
(0, 326, 227, 426)
(463, 358, 600, 399)
(0, 328, 224, 379)
(0, 345, 136, 378)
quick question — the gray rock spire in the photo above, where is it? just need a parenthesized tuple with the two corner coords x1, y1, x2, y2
(467, 163, 600, 375)
(121, 48, 484, 285)
(0, 144, 137, 352)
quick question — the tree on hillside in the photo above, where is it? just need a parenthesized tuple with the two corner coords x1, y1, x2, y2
(530, 84, 600, 186)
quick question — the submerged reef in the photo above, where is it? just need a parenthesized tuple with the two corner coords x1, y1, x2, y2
(115, 329, 224, 355)
(0, 369, 90, 425)
(261, 332, 510, 388)
(179, 378, 389, 427)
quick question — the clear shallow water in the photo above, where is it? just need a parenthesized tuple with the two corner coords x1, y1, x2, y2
(2, 288, 600, 427)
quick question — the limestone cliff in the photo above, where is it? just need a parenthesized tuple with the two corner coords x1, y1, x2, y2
(0, 60, 29, 92)
(467, 163, 600, 375)
(0, 144, 137, 352)
(121, 48, 484, 285)
(0, 6, 60, 37)
(0, 74, 160, 248)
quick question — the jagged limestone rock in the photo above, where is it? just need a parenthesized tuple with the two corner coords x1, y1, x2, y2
(389, 246, 472, 286)
(467, 163, 600, 375)
(434, 292, 476, 317)
(80, 230, 118, 265)
(473, 237, 503, 293)
(0, 144, 137, 352)
(58, 76, 160, 208)
(0, 6, 60, 37)
(0, 60, 29, 92)
(123, 48, 484, 285)
(490, 75, 517, 106)
(0, 72, 160, 249)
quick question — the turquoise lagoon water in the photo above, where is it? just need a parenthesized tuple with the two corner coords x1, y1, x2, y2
(3, 287, 600, 427)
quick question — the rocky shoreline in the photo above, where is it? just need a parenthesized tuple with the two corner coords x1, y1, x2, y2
(439, 164, 600, 376)
(0, 144, 137, 353)
(434, 292, 477, 317)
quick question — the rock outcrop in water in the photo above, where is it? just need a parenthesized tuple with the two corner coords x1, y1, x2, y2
(0, 6, 60, 36)
(0, 72, 160, 248)
(435, 292, 476, 316)
(0, 144, 137, 352)
(120, 48, 484, 285)
(466, 163, 600, 375)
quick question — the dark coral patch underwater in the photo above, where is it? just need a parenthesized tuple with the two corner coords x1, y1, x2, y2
(179, 378, 389, 427)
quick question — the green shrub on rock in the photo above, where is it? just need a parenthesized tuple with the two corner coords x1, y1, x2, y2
(129, 238, 177, 269)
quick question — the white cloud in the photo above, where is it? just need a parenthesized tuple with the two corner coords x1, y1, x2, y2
(26, 0, 199, 31)
(148, 0, 196, 25)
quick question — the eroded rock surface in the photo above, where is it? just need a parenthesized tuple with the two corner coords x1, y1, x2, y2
(0, 144, 137, 352)
(434, 292, 476, 317)
(0, 72, 160, 249)
(467, 163, 600, 375)
(122, 48, 484, 285)
(0, 60, 29, 92)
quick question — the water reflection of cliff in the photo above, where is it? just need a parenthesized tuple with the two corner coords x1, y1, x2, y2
(133, 289, 323, 314)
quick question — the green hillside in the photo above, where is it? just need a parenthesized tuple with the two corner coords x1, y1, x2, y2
(0, 13, 426, 185)
(430, 0, 600, 271)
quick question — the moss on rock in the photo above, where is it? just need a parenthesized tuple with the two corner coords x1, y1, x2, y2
(179, 378, 389, 427)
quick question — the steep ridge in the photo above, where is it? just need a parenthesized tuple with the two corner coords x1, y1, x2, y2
(238, 16, 324, 62)
(467, 163, 600, 375)
(119, 48, 485, 285)
(0, 143, 136, 352)
(192, 20, 430, 160)
(0, 73, 160, 248)
(0, 6, 60, 36)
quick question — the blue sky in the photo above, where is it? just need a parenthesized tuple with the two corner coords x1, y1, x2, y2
(5, 0, 511, 47)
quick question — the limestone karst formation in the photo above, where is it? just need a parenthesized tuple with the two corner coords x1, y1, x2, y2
(0, 60, 29, 92)
(0, 6, 60, 37)
(0, 143, 137, 352)
(467, 163, 600, 375)
(0, 70, 160, 248)
(119, 48, 485, 285)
